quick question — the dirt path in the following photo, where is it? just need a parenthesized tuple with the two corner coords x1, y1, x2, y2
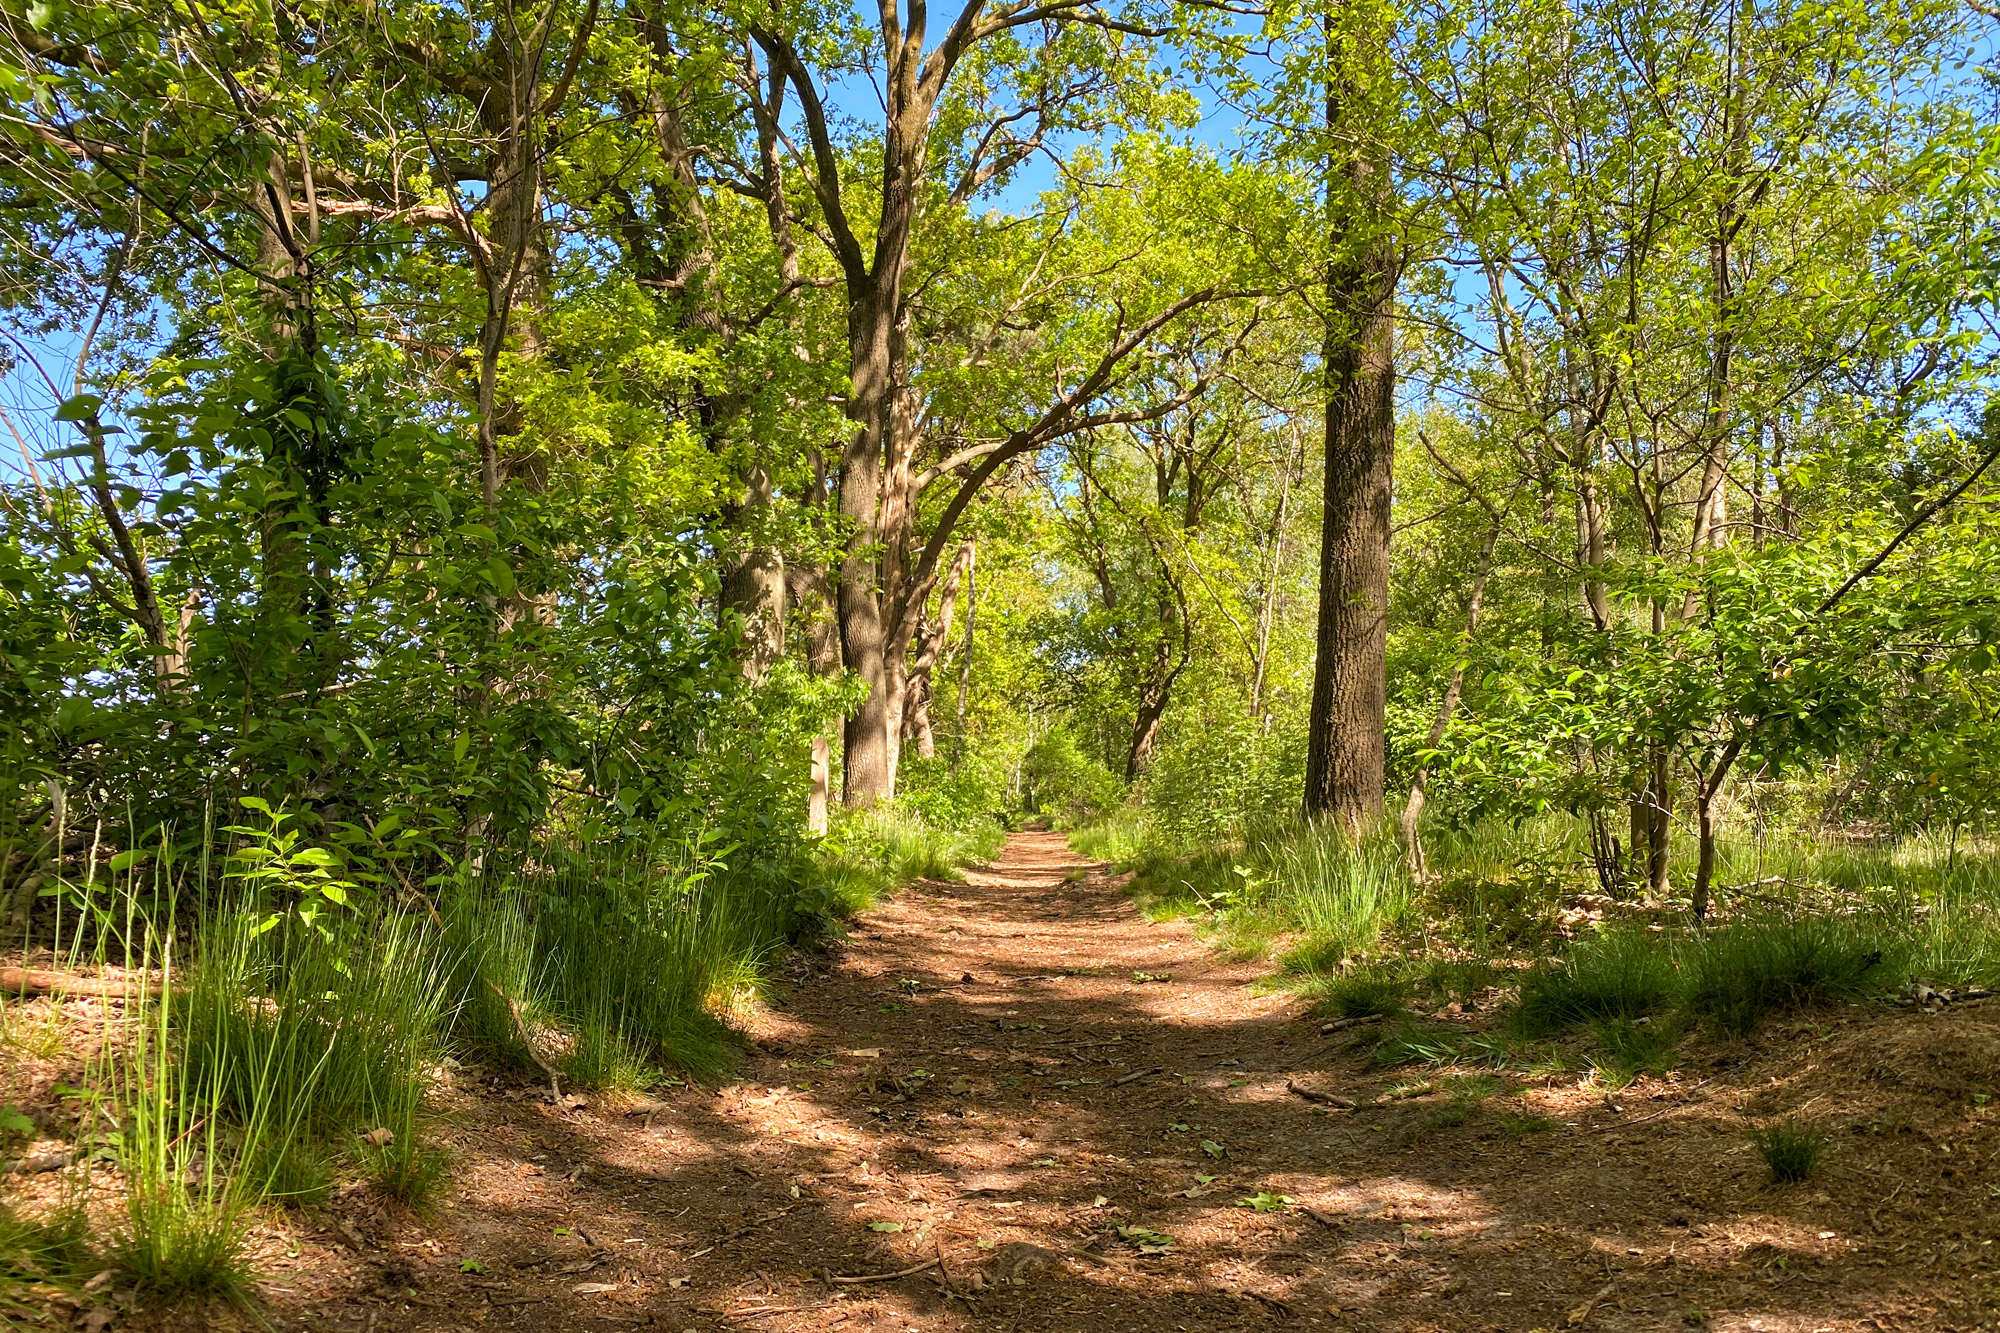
(258, 833, 1991, 1333)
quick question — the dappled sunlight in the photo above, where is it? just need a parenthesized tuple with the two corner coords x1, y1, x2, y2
(183, 832, 1978, 1333)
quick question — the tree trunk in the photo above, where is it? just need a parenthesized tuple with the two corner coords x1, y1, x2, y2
(954, 541, 977, 773)
(720, 462, 786, 679)
(1303, 11, 1397, 830)
(902, 542, 972, 760)
(789, 564, 844, 835)
(835, 252, 903, 806)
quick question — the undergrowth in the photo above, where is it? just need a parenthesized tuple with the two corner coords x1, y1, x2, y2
(0, 799, 995, 1310)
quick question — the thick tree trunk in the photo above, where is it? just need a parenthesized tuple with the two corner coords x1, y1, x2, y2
(1303, 245, 1396, 827)
(835, 256, 904, 805)
(720, 462, 786, 679)
(1303, 11, 1397, 830)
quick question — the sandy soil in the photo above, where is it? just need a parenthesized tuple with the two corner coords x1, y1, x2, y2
(11, 832, 2000, 1332)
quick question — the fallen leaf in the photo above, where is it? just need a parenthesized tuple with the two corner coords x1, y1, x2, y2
(360, 1127, 395, 1147)
(1201, 1140, 1226, 1159)
(573, 1281, 618, 1294)
(868, 1221, 904, 1233)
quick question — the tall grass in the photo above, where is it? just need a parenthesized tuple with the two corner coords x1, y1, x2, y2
(824, 809, 1004, 888)
(1069, 809, 1149, 864)
(442, 849, 754, 1087)
(101, 893, 267, 1301)
(1270, 827, 1410, 969)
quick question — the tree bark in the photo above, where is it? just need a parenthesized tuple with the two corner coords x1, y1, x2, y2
(1303, 10, 1397, 830)
(788, 564, 844, 835)
(903, 541, 972, 759)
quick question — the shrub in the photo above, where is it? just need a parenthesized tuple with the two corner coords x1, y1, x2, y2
(1515, 929, 1678, 1035)
(1747, 1118, 1824, 1183)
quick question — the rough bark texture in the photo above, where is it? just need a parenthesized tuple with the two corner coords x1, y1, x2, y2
(903, 542, 972, 760)
(1303, 14, 1397, 830)
(1303, 243, 1396, 828)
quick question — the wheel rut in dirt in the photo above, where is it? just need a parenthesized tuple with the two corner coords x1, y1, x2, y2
(269, 832, 1973, 1333)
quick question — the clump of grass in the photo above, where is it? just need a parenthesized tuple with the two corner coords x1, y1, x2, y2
(362, 1132, 449, 1207)
(1515, 929, 1677, 1035)
(1747, 1118, 1824, 1183)
(1683, 915, 1897, 1034)
(1306, 963, 1410, 1019)
(1588, 1017, 1681, 1089)
(1367, 1020, 1514, 1069)
(1271, 824, 1410, 961)
(0, 1197, 91, 1313)
(1070, 811, 1149, 864)
(113, 961, 263, 1304)
(1422, 957, 1505, 1004)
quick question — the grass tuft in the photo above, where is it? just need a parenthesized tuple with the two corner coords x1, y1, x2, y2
(1307, 963, 1410, 1019)
(1515, 929, 1677, 1035)
(1747, 1118, 1824, 1184)
(1683, 915, 1897, 1034)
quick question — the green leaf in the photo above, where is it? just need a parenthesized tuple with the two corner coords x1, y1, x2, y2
(107, 849, 143, 872)
(867, 1221, 904, 1232)
(1237, 1191, 1293, 1213)
(1200, 1140, 1225, 1158)
(54, 394, 103, 422)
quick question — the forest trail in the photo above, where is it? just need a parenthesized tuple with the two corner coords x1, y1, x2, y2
(265, 834, 1978, 1333)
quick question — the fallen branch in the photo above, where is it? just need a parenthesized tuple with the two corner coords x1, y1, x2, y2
(0, 967, 136, 999)
(485, 979, 561, 1101)
(1286, 1079, 1357, 1108)
(828, 1257, 940, 1285)
(1113, 1065, 1163, 1086)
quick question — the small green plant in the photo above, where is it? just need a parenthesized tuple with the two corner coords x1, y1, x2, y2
(1237, 1191, 1293, 1213)
(1746, 1118, 1824, 1184)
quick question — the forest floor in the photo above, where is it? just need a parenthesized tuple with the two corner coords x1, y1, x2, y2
(14, 832, 2000, 1332)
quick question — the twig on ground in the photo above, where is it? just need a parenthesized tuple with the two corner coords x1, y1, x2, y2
(1114, 1065, 1164, 1086)
(829, 1257, 941, 1285)
(1286, 1079, 1357, 1108)
(485, 978, 561, 1101)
